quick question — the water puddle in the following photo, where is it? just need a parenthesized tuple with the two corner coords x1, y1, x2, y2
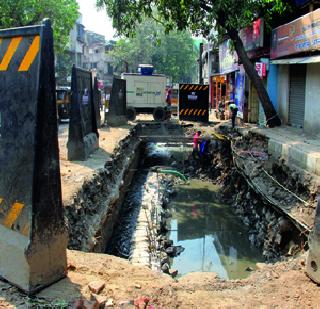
(169, 180, 264, 279)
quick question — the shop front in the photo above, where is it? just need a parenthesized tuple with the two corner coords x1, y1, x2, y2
(271, 9, 320, 134)
(212, 40, 239, 120)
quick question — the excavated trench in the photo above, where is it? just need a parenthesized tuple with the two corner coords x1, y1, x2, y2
(65, 123, 308, 280)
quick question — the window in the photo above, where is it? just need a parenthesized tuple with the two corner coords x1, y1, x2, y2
(91, 62, 98, 69)
(107, 63, 113, 75)
(76, 24, 85, 42)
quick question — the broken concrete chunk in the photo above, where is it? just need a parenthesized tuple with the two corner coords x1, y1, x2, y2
(88, 280, 105, 294)
(161, 263, 170, 274)
(91, 294, 108, 308)
(105, 298, 115, 307)
(169, 269, 178, 278)
(165, 245, 185, 257)
(256, 263, 267, 270)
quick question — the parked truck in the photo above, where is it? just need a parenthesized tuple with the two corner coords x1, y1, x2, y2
(121, 65, 168, 121)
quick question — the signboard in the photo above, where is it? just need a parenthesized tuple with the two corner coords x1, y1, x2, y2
(256, 62, 267, 78)
(271, 9, 320, 59)
(179, 84, 209, 123)
(235, 68, 245, 118)
(240, 18, 264, 52)
(219, 40, 239, 74)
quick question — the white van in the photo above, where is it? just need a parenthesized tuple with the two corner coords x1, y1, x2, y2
(121, 73, 168, 121)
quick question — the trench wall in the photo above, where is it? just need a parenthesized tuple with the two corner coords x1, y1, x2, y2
(65, 126, 142, 251)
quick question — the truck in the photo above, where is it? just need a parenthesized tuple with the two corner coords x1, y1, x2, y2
(121, 67, 168, 121)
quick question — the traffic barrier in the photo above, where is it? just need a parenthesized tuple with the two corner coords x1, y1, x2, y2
(105, 77, 127, 126)
(67, 66, 99, 160)
(0, 20, 67, 294)
(307, 197, 320, 284)
(179, 84, 209, 122)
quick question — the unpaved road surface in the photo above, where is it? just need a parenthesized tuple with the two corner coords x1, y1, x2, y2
(0, 250, 319, 308)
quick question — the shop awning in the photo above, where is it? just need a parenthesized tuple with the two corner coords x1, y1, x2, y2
(271, 55, 320, 64)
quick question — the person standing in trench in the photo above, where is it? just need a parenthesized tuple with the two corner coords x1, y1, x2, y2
(193, 130, 201, 159)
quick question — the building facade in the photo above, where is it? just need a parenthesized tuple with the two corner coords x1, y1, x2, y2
(69, 15, 86, 68)
(271, 7, 320, 135)
(83, 31, 115, 90)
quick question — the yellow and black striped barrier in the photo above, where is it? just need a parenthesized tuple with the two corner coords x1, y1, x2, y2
(0, 35, 40, 72)
(179, 84, 209, 91)
(0, 20, 67, 294)
(179, 83, 209, 123)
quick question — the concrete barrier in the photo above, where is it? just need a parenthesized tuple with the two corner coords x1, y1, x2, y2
(67, 66, 99, 160)
(105, 77, 127, 126)
(307, 197, 320, 284)
(0, 20, 67, 294)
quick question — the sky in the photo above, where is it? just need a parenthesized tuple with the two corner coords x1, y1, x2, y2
(77, 0, 116, 40)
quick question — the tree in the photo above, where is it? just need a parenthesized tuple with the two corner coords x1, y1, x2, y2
(111, 19, 198, 83)
(97, 0, 291, 127)
(0, 0, 79, 53)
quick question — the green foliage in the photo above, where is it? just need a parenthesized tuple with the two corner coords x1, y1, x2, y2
(96, 0, 289, 37)
(56, 51, 73, 85)
(0, 0, 79, 53)
(111, 19, 198, 83)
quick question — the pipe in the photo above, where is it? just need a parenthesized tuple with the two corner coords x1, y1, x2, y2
(157, 169, 188, 182)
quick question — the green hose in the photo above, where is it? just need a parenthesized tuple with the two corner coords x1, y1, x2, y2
(157, 169, 188, 182)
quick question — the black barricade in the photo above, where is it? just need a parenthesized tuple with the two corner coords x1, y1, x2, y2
(105, 77, 127, 126)
(68, 66, 99, 160)
(0, 19, 67, 294)
(93, 77, 102, 128)
(179, 84, 209, 122)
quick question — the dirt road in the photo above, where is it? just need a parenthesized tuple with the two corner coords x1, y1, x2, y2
(1, 250, 319, 308)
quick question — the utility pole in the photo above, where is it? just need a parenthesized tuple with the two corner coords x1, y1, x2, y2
(208, 41, 212, 109)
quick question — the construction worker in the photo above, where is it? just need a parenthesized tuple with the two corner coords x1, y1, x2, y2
(229, 102, 238, 128)
(192, 130, 201, 159)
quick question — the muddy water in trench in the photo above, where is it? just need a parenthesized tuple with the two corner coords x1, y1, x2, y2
(169, 180, 264, 279)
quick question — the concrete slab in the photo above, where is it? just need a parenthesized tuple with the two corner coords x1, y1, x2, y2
(249, 126, 320, 176)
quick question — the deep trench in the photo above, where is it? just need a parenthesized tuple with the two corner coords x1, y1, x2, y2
(101, 136, 305, 278)
(66, 124, 307, 279)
